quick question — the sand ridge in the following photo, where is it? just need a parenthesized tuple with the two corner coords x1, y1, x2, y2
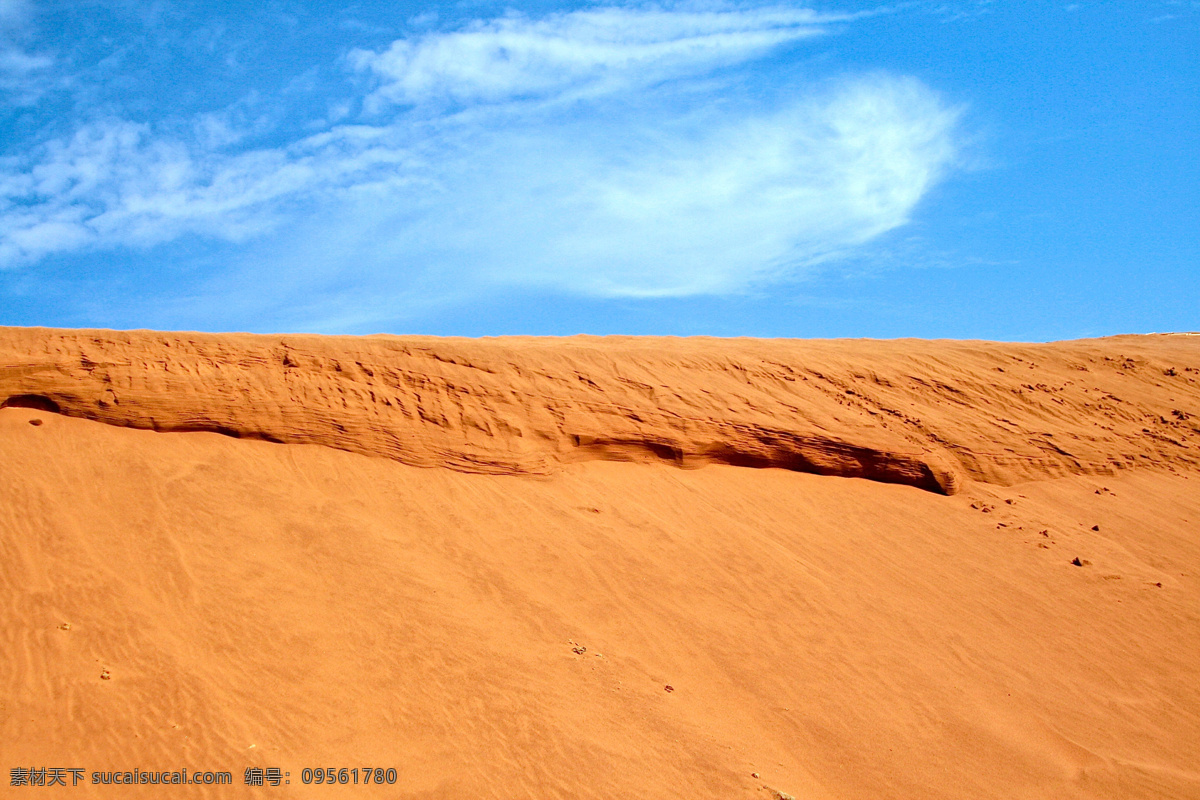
(2, 328, 1199, 494)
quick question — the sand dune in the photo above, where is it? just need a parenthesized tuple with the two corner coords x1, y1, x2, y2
(2, 328, 1199, 798)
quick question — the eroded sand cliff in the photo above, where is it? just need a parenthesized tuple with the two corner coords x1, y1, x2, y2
(3, 329, 1200, 494)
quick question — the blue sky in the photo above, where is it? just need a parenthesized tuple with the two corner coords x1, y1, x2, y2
(0, 0, 1196, 340)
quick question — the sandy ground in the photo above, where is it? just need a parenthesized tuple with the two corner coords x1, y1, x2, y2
(2, 330, 1199, 798)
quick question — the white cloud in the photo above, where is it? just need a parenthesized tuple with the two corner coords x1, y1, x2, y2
(350, 5, 840, 108)
(0, 0, 54, 104)
(0, 4, 961, 323)
(236, 73, 959, 305)
(0, 118, 430, 265)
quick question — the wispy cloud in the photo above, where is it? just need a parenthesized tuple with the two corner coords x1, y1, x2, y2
(0, 0, 53, 103)
(350, 6, 842, 107)
(0, 118, 425, 265)
(302, 73, 958, 299)
(0, 3, 962, 327)
(0, 0, 33, 28)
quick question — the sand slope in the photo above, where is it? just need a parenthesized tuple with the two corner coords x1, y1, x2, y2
(2, 329, 1199, 799)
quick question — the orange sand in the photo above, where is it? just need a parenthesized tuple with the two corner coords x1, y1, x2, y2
(1, 328, 1198, 798)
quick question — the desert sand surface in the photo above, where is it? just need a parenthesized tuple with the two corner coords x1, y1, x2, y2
(2, 327, 1199, 799)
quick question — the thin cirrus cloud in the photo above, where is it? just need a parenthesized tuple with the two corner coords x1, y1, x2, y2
(0, 0, 32, 32)
(0, 0, 53, 99)
(0, 119, 421, 266)
(0, 3, 962, 321)
(349, 6, 843, 107)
